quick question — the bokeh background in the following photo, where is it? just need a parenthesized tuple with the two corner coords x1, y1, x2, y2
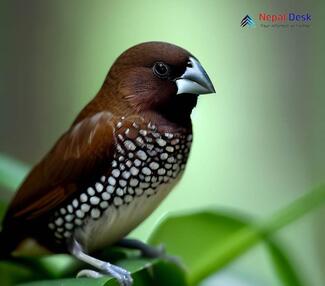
(0, 0, 324, 285)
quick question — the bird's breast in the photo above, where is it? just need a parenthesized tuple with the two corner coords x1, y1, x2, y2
(47, 118, 192, 251)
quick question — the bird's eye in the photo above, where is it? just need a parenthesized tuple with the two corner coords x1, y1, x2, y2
(153, 62, 170, 79)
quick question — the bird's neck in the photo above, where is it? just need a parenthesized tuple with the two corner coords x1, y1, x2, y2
(134, 111, 191, 136)
(153, 93, 197, 132)
(73, 84, 196, 135)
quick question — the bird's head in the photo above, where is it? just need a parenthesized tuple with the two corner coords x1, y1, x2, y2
(101, 42, 215, 128)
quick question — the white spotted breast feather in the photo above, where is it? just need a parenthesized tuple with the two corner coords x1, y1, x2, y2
(48, 116, 193, 251)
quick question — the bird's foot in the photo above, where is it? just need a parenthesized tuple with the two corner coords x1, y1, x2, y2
(101, 263, 133, 286)
(71, 239, 133, 286)
(117, 238, 185, 268)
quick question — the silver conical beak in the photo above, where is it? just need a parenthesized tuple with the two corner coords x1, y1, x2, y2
(175, 56, 215, 95)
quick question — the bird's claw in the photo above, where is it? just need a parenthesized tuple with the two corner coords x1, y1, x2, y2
(140, 243, 165, 258)
(76, 269, 104, 278)
(139, 243, 184, 268)
(101, 262, 133, 286)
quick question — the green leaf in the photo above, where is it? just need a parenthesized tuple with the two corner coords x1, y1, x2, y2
(148, 210, 303, 286)
(18, 277, 109, 286)
(149, 210, 245, 272)
(149, 185, 325, 285)
(17, 258, 187, 286)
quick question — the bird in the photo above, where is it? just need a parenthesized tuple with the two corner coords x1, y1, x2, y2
(0, 41, 215, 285)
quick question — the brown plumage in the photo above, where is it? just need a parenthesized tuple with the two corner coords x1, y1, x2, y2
(0, 41, 215, 285)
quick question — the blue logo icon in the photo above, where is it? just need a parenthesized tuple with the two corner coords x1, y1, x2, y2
(241, 15, 255, 27)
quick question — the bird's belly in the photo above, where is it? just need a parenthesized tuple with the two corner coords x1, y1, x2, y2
(75, 178, 180, 252)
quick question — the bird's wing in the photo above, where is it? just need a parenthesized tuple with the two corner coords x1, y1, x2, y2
(5, 111, 117, 222)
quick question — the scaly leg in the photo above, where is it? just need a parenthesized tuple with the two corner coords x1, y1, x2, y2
(70, 240, 133, 286)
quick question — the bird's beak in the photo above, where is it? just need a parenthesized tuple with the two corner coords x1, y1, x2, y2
(175, 56, 215, 95)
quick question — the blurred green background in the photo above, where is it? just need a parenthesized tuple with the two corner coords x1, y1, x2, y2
(0, 0, 324, 285)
